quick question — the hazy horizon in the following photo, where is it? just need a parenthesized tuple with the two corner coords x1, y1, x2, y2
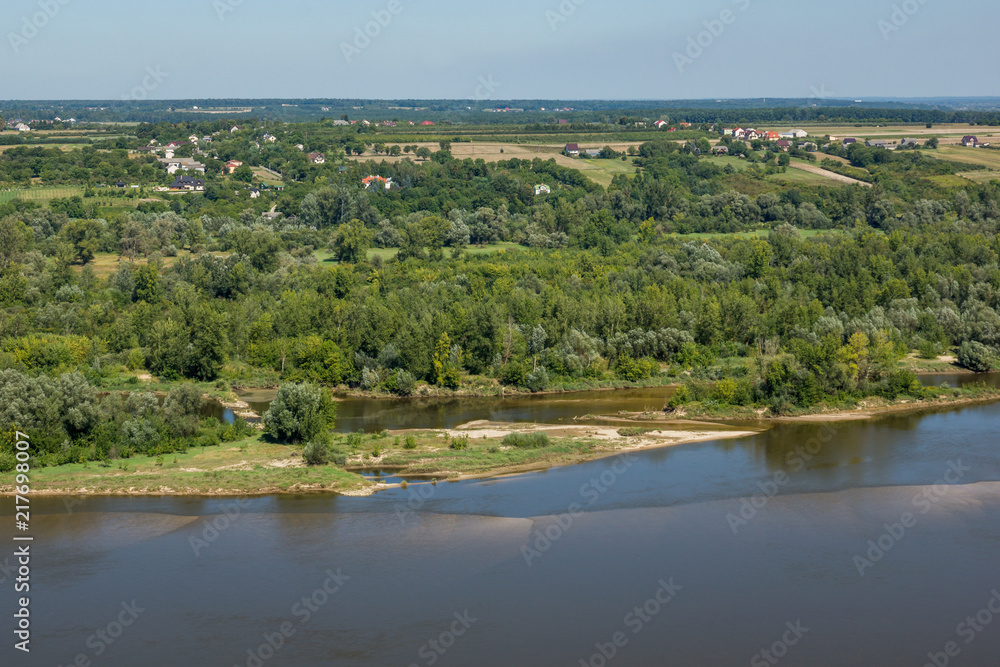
(5, 0, 997, 101)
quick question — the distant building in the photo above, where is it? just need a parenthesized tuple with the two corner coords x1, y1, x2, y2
(654, 120, 668, 129)
(13, 123, 31, 132)
(866, 140, 889, 149)
(308, 152, 326, 164)
(160, 157, 206, 175)
(534, 184, 551, 195)
(250, 188, 261, 199)
(843, 138, 858, 146)
(362, 175, 393, 190)
(712, 146, 729, 154)
(170, 176, 205, 191)
(564, 143, 580, 156)
(899, 138, 920, 148)
(780, 130, 809, 139)
(225, 160, 244, 174)
(420, 121, 435, 126)
(962, 135, 980, 147)
(776, 140, 792, 151)
(763, 131, 781, 141)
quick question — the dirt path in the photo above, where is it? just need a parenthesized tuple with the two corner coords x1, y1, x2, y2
(789, 161, 872, 186)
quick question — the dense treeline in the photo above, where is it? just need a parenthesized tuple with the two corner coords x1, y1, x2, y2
(1, 128, 1000, 470)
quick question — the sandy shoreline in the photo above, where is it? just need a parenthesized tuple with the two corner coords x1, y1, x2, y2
(5, 393, 997, 499)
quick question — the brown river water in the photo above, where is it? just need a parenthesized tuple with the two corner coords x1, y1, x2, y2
(3, 376, 1000, 665)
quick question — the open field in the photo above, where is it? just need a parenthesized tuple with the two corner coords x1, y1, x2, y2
(932, 145, 1000, 170)
(792, 123, 999, 139)
(251, 167, 284, 186)
(791, 160, 872, 186)
(13, 185, 85, 202)
(958, 171, 1000, 184)
(347, 141, 646, 186)
(703, 155, 858, 187)
(78, 249, 217, 278)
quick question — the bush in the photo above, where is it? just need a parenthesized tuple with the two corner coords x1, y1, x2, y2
(617, 427, 654, 437)
(957, 341, 996, 373)
(303, 438, 330, 466)
(502, 432, 551, 449)
(403, 435, 417, 450)
(449, 434, 469, 450)
(667, 385, 692, 409)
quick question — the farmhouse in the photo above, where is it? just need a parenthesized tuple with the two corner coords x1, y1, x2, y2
(13, 123, 31, 132)
(775, 140, 791, 151)
(866, 140, 890, 149)
(170, 175, 205, 191)
(362, 175, 393, 190)
(763, 131, 781, 141)
(564, 143, 580, 156)
(962, 136, 980, 147)
(899, 138, 920, 148)
(843, 138, 858, 146)
(780, 130, 809, 139)
(308, 152, 326, 164)
(159, 157, 206, 175)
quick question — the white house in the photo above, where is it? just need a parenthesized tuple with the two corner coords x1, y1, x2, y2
(780, 129, 809, 139)
(654, 120, 668, 129)
(308, 152, 326, 164)
(534, 184, 552, 195)
(723, 128, 734, 136)
(250, 188, 261, 199)
(14, 123, 31, 132)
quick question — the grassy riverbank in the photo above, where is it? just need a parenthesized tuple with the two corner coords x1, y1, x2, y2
(7, 422, 759, 497)
(5, 384, 997, 498)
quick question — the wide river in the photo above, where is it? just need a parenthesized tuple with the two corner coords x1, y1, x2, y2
(4, 382, 1000, 665)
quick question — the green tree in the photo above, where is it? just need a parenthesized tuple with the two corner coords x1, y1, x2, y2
(60, 219, 102, 264)
(0, 217, 30, 271)
(332, 219, 374, 263)
(263, 383, 337, 444)
(232, 165, 254, 182)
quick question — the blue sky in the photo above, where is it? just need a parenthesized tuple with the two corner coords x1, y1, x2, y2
(4, 0, 996, 100)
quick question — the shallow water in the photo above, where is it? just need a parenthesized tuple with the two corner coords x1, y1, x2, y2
(3, 401, 1000, 665)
